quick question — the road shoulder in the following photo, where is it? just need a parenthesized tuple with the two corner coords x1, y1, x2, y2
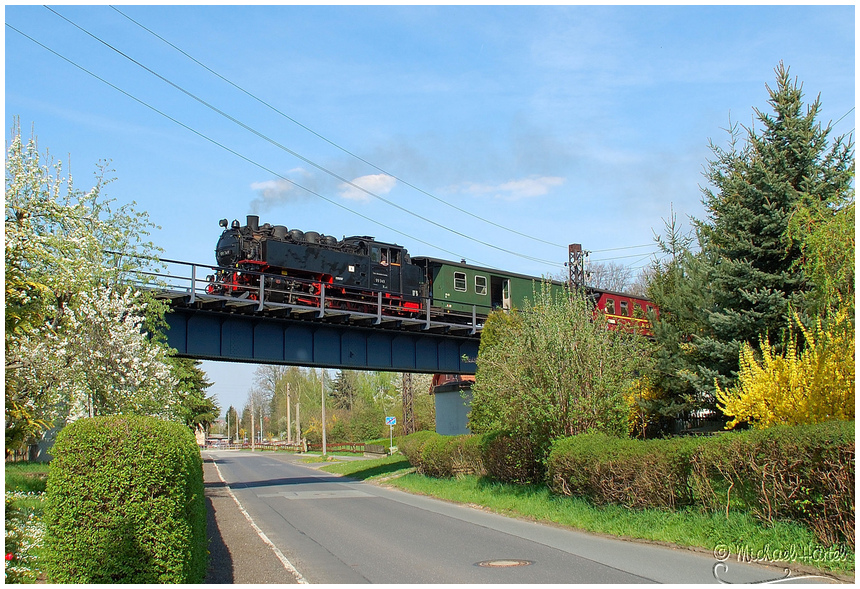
(203, 454, 300, 584)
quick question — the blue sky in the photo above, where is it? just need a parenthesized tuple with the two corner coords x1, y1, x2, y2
(6, 5, 855, 415)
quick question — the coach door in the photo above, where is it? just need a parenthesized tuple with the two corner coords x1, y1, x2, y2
(491, 276, 512, 311)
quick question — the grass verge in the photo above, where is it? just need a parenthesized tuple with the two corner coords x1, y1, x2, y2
(319, 456, 854, 576)
(319, 454, 414, 481)
(5, 461, 49, 583)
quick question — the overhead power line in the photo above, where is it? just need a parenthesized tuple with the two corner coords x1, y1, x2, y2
(5, 22, 484, 265)
(43, 6, 561, 268)
(589, 243, 653, 253)
(109, 5, 568, 250)
(589, 250, 661, 263)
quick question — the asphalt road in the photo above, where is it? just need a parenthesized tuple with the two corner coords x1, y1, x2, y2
(204, 449, 832, 584)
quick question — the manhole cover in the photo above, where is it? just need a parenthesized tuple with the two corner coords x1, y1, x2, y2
(475, 559, 533, 568)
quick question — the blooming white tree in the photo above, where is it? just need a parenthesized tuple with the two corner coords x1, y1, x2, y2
(14, 287, 176, 420)
(6, 120, 176, 450)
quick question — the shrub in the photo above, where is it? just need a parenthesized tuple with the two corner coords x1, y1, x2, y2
(399, 431, 484, 477)
(469, 286, 648, 456)
(547, 433, 704, 509)
(690, 420, 854, 549)
(546, 422, 854, 549)
(44, 416, 207, 583)
(398, 431, 437, 470)
(716, 308, 855, 429)
(480, 431, 543, 485)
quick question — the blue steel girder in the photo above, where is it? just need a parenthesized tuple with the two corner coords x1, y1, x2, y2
(163, 307, 478, 375)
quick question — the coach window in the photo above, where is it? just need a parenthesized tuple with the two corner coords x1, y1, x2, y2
(633, 303, 644, 318)
(605, 298, 615, 315)
(475, 275, 487, 295)
(619, 301, 629, 316)
(454, 271, 467, 292)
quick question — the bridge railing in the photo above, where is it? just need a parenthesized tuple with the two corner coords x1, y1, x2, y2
(121, 255, 485, 335)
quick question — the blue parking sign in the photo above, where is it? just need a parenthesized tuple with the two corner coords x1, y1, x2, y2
(385, 416, 396, 425)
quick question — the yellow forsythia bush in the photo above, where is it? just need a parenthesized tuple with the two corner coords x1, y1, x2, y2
(625, 376, 662, 438)
(716, 308, 854, 429)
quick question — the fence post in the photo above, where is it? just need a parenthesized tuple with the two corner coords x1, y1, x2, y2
(257, 274, 265, 311)
(375, 290, 383, 324)
(189, 264, 196, 304)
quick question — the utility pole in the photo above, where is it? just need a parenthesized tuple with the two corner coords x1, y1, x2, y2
(295, 402, 301, 447)
(321, 370, 327, 456)
(250, 397, 255, 451)
(286, 382, 292, 443)
(401, 372, 415, 435)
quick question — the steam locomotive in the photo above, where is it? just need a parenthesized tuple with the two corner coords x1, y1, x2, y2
(207, 215, 657, 332)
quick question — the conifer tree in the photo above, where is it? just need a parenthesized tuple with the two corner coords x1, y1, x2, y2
(650, 64, 854, 411)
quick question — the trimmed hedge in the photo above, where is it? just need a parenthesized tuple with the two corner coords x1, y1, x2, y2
(400, 431, 483, 477)
(547, 433, 705, 509)
(401, 421, 854, 549)
(44, 416, 208, 583)
(398, 430, 437, 469)
(689, 420, 855, 550)
(480, 431, 543, 485)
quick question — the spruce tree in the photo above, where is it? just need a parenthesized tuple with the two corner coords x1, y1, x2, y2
(687, 63, 853, 400)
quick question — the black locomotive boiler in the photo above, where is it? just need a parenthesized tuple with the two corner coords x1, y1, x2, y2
(207, 215, 425, 314)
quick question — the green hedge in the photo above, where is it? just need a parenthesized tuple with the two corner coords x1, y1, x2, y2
(398, 430, 437, 469)
(546, 433, 706, 509)
(480, 431, 543, 485)
(689, 420, 854, 550)
(44, 416, 208, 583)
(547, 421, 854, 549)
(400, 431, 483, 477)
(402, 422, 854, 550)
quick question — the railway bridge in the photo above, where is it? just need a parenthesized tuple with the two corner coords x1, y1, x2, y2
(143, 258, 480, 375)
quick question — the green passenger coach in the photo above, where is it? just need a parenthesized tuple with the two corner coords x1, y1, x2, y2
(411, 257, 564, 319)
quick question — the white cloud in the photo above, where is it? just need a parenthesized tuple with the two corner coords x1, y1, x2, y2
(459, 175, 566, 201)
(250, 178, 294, 199)
(338, 174, 397, 203)
(249, 168, 312, 213)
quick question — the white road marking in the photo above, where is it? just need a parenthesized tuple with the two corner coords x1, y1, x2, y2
(256, 490, 373, 500)
(210, 456, 309, 584)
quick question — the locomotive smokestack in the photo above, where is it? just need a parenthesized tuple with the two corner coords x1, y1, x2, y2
(247, 215, 260, 231)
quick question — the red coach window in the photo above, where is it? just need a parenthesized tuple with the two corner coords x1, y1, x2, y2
(605, 298, 616, 315)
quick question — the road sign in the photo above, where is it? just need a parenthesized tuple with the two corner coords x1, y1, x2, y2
(385, 416, 396, 425)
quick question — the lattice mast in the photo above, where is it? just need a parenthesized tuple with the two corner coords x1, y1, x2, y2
(401, 372, 415, 435)
(568, 243, 587, 290)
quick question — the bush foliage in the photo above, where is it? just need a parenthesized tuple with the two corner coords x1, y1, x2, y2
(44, 416, 207, 583)
(716, 308, 855, 429)
(690, 420, 854, 550)
(547, 433, 705, 509)
(468, 284, 649, 461)
(402, 421, 854, 550)
(400, 431, 483, 477)
(479, 431, 542, 485)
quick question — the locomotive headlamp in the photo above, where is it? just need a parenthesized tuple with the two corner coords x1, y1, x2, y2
(219, 219, 228, 228)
